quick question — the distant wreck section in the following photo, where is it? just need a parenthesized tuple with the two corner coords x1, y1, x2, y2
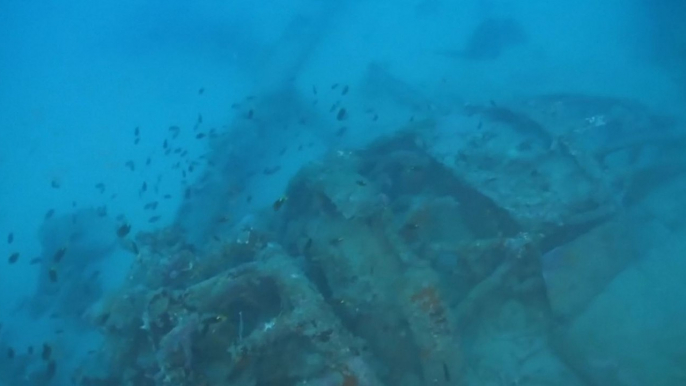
(75, 94, 686, 386)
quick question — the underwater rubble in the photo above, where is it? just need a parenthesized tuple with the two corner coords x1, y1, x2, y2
(74, 94, 686, 386)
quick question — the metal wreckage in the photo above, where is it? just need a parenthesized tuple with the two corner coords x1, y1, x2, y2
(75, 84, 686, 386)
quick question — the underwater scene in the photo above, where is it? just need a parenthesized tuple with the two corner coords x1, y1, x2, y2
(1, 0, 685, 385)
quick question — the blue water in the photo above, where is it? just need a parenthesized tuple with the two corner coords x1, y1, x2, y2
(1, 1, 685, 385)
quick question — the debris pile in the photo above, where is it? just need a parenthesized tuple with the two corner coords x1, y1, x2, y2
(72, 94, 686, 386)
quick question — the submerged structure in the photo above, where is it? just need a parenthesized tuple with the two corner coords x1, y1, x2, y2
(70, 93, 686, 386)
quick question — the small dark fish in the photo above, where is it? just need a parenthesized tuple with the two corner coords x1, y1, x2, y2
(164, 194, 172, 199)
(356, 180, 367, 186)
(336, 108, 347, 121)
(51, 179, 61, 189)
(117, 223, 131, 238)
(121, 239, 139, 255)
(443, 362, 451, 382)
(29, 257, 42, 265)
(98, 312, 111, 326)
(7, 232, 13, 244)
(96, 205, 108, 217)
(41, 344, 52, 361)
(53, 247, 67, 263)
(140, 182, 147, 194)
(54, 329, 64, 334)
(146, 157, 151, 166)
(490, 99, 497, 107)
(263, 166, 281, 175)
(312, 85, 317, 95)
(329, 237, 344, 246)
(46, 360, 56, 381)
(246, 195, 253, 203)
(341, 85, 349, 95)
(134, 137, 140, 145)
(195, 133, 206, 139)
(144, 201, 158, 210)
(184, 188, 192, 199)
(7, 348, 14, 359)
(148, 215, 161, 223)
(335, 127, 347, 137)
(304, 238, 313, 252)
(246, 109, 254, 119)
(198, 87, 205, 95)
(8, 252, 19, 264)
(163, 139, 169, 149)
(27, 346, 34, 355)
(331, 83, 339, 89)
(44, 209, 55, 219)
(197, 114, 203, 123)
(134, 127, 140, 136)
(273, 196, 288, 211)
(95, 183, 106, 193)
(48, 268, 58, 282)
(125, 160, 135, 171)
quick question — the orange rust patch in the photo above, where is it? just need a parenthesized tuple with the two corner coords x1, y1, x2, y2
(341, 372, 359, 386)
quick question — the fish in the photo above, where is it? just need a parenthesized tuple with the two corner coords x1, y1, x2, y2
(442, 362, 451, 382)
(246, 109, 254, 119)
(341, 85, 349, 95)
(95, 183, 106, 193)
(29, 257, 42, 265)
(148, 215, 161, 223)
(337, 108, 347, 121)
(304, 238, 313, 252)
(329, 237, 344, 246)
(196, 133, 206, 139)
(121, 239, 139, 255)
(8, 252, 19, 264)
(356, 180, 367, 186)
(198, 87, 205, 95)
(134, 127, 140, 136)
(125, 160, 135, 171)
(438, 18, 527, 61)
(44, 209, 55, 219)
(53, 247, 67, 263)
(7, 232, 13, 244)
(117, 223, 131, 238)
(7, 348, 14, 359)
(335, 127, 347, 137)
(144, 201, 158, 210)
(51, 179, 61, 189)
(27, 346, 34, 355)
(46, 360, 56, 381)
(263, 166, 281, 175)
(41, 344, 52, 361)
(48, 268, 58, 283)
(273, 196, 288, 211)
